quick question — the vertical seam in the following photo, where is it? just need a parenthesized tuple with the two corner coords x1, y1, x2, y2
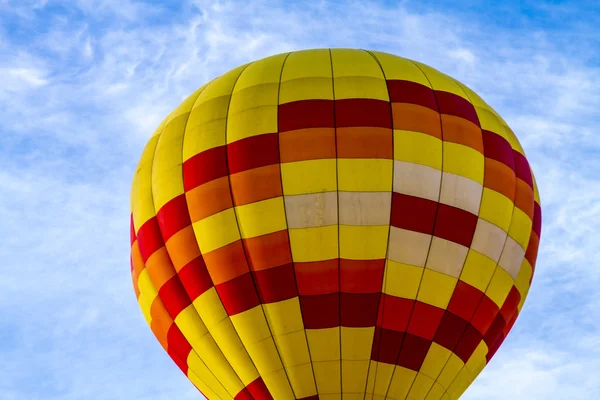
(179, 75, 265, 399)
(381, 60, 446, 400)
(328, 47, 344, 399)
(361, 49, 395, 400)
(275, 51, 320, 398)
(224, 55, 296, 397)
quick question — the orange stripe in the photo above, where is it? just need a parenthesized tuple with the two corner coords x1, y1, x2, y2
(203, 240, 249, 285)
(336, 126, 393, 158)
(391, 103, 442, 139)
(243, 229, 292, 271)
(145, 247, 177, 290)
(514, 178, 535, 220)
(440, 114, 484, 154)
(230, 164, 283, 206)
(186, 176, 233, 222)
(279, 127, 336, 162)
(484, 158, 516, 201)
(150, 298, 173, 351)
(165, 225, 202, 272)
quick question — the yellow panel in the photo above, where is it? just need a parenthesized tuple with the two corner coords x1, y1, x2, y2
(425, 381, 446, 400)
(394, 130, 443, 170)
(369, 51, 431, 86)
(334, 76, 389, 101)
(263, 298, 305, 335)
(383, 261, 424, 299)
(413, 62, 469, 100)
(313, 360, 341, 394)
(339, 225, 389, 260)
(436, 353, 464, 390)
(306, 328, 340, 361)
(473, 106, 507, 139)
(330, 48, 384, 78)
(137, 294, 152, 325)
(191, 334, 245, 395)
(206, 317, 259, 385)
(174, 305, 210, 344)
(281, 49, 332, 80)
(233, 52, 289, 92)
(274, 330, 311, 367)
(342, 359, 370, 393)
(514, 259, 533, 300)
(388, 366, 418, 400)
(370, 362, 396, 396)
(197, 64, 250, 103)
(229, 83, 280, 114)
(152, 169, 184, 211)
(227, 106, 278, 142)
(244, 337, 284, 375)
(289, 225, 338, 262)
(341, 327, 374, 360)
(194, 288, 228, 327)
(236, 197, 287, 239)
(445, 367, 471, 399)
(417, 269, 457, 309)
(230, 306, 271, 343)
(486, 267, 514, 307)
(186, 369, 221, 400)
(407, 372, 435, 400)
(137, 268, 158, 300)
(533, 176, 541, 204)
(261, 369, 296, 400)
(152, 114, 187, 181)
(442, 142, 484, 185)
(280, 77, 334, 103)
(187, 351, 235, 400)
(131, 135, 160, 230)
(478, 189, 514, 232)
(192, 208, 240, 254)
(281, 159, 337, 195)
(286, 363, 318, 398)
(465, 340, 488, 378)
(459, 249, 497, 292)
(183, 100, 228, 160)
(508, 207, 533, 249)
(338, 158, 393, 192)
(420, 342, 452, 380)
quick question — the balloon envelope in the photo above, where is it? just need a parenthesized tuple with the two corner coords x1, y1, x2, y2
(130, 48, 541, 400)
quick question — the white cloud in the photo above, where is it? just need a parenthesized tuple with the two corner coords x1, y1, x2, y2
(1, 0, 598, 399)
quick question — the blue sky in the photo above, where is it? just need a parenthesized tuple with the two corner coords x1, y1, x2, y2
(0, 0, 599, 399)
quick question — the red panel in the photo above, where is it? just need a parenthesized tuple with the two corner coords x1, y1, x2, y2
(484, 313, 507, 349)
(433, 203, 478, 248)
(407, 302, 444, 340)
(454, 323, 482, 363)
(137, 217, 164, 263)
(387, 80, 438, 111)
(300, 293, 339, 329)
(377, 295, 413, 332)
(157, 194, 192, 242)
(434, 312, 469, 350)
(278, 100, 335, 132)
(130, 213, 136, 245)
(252, 263, 298, 304)
(435, 91, 480, 127)
(228, 132, 280, 174)
(513, 151, 534, 188)
(166, 324, 193, 374)
(295, 259, 339, 296)
(396, 333, 431, 371)
(532, 202, 542, 238)
(340, 259, 385, 293)
(159, 276, 192, 318)
(471, 295, 500, 335)
(335, 98, 392, 129)
(340, 292, 380, 327)
(182, 146, 228, 191)
(246, 376, 274, 400)
(371, 327, 405, 365)
(234, 387, 253, 400)
(216, 272, 261, 316)
(390, 192, 438, 234)
(447, 280, 484, 321)
(482, 130, 515, 170)
(525, 232, 540, 269)
(500, 286, 521, 322)
(178, 256, 214, 302)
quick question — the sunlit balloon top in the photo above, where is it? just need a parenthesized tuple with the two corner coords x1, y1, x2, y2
(129, 48, 542, 400)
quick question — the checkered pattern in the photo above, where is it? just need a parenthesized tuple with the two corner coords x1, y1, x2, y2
(130, 49, 542, 400)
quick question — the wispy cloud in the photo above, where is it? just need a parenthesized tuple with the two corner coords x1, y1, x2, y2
(0, 0, 598, 399)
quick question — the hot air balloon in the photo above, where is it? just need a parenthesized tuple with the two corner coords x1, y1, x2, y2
(129, 48, 541, 400)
